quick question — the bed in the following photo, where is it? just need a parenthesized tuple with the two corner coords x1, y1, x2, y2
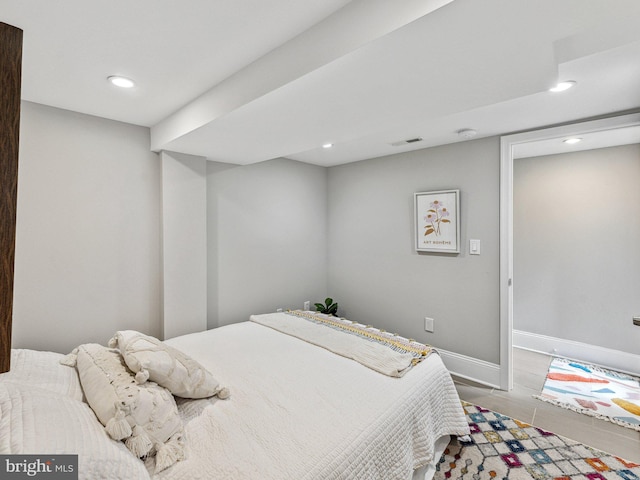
(0, 311, 469, 479)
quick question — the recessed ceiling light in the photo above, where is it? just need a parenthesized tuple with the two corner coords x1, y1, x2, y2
(549, 80, 576, 92)
(563, 137, 582, 145)
(108, 75, 135, 88)
(322, 143, 333, 149)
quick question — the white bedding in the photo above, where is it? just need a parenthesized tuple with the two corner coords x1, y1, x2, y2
(0, 350, 150, 479)
(0, 320, 469, 480)
(160, 321, 469, 480)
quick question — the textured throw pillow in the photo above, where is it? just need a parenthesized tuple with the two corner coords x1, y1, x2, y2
(108, 330, 229, 399)
(67, 343, 185, 473)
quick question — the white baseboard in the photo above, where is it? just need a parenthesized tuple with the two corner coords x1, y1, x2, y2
(513, 329, 640, 376)
(437, 348, 501, 389)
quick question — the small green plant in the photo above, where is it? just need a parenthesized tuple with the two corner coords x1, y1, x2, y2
(315, 297, 338, 316)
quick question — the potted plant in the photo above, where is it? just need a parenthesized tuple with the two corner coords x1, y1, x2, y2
(315, 297, 338, 316)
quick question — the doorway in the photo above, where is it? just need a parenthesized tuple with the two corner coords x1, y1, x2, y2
(499, 112, 640, 390)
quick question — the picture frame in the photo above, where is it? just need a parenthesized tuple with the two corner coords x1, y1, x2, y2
(414, 189, 460, 253)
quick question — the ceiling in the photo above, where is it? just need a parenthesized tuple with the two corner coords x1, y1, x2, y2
(3, 0, 640, 167)
(513, 124, 640, 159)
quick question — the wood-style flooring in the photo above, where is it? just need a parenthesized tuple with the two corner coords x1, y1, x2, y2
(452, 347, 640, 463)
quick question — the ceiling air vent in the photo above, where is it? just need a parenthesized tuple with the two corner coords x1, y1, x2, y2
(390, 137, 423, 147)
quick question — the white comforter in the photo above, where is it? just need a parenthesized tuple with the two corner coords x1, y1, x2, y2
(1, 321, 468, 480)
(159, 321, 469, 480)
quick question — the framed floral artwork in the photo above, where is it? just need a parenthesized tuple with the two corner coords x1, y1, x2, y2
(414, 189, 460, 253)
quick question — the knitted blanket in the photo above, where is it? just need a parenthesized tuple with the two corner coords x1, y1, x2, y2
(249, 310, 432, 377)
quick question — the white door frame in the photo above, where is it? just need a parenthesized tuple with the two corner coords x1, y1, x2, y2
(499, 112, 640, 391)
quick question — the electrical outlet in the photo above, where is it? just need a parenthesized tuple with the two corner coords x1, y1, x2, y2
(424, 317, 434, 333)
(303, 300, 310, 311)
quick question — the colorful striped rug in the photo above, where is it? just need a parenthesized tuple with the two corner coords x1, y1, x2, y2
(535, 357, 640, 432)
(434, 402, 640, 480)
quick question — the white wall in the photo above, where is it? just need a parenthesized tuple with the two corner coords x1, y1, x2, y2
(327, 137, 501, 364)
(161, 151, 207, 339)
(207, 158, 328, 328)
(13, 102, 162, 353)
(514, 144, 640, 355)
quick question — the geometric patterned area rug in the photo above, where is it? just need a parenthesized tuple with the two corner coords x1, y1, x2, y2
(434, 402, 640, 480)
(535, 357, 640, 432)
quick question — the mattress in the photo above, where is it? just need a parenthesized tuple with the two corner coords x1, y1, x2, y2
(0, 317, 469, 479)
(160, 320, 469, 479)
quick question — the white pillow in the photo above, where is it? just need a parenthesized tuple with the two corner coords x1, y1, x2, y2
(108, 330, 229, 400)
(71, 344, 185, 473)
(5, 349, 85, 400)
(0, 379, 149, 479)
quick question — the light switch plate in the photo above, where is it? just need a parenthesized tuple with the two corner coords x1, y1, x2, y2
(470, 239, 481, 255)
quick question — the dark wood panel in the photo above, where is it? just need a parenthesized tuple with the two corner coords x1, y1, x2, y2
(0, 22, 23, 373)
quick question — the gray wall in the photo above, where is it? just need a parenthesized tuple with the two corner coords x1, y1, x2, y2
(207, 158, 328, 328)
(327, 137, 501, 364)
(13, 103, 329, 352)
(161, 151, 208, 339)
(13, 101, 502, 369)
(514, 144, 640, 355)
(13, 102, 162, 353)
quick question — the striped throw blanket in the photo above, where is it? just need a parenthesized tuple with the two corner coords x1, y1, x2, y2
(249, 310, 433, 377)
